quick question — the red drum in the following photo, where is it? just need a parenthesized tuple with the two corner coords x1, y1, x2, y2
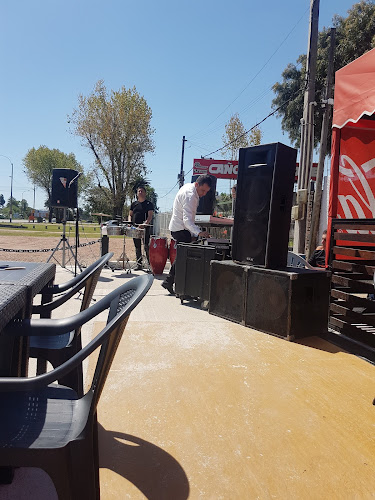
(149, 236, 168, 275)
(169, 238, 177, 265)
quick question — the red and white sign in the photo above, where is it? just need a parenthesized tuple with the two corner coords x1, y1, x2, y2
(193, 159, 238, 179)
(193, 158, 317, 181)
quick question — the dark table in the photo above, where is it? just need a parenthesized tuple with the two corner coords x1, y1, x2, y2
(0, 284, 28, 377)
(0, 262, 56, 483)
(0, 262, 55, 484)
(0, 261, 56, 376)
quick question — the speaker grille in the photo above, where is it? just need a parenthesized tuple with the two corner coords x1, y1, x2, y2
(51, 168, 79, 208)
(245, 267, 331, 339)
(232, 142, 296, 268)
(246, 270, 290, 337)
(209, 261, 247, 323)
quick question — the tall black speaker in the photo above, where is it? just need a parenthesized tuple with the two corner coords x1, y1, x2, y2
(191, 175, 217, 215)
(51, 168, 79, 208)
(245, 267, 331, 340)
(232, 142, 296, 268)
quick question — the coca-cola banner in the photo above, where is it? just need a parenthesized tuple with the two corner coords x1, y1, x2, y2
(336, 120, 375, 220)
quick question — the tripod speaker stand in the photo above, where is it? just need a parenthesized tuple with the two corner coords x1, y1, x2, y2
(48, 168, 82, 273)
(47, 208, 82, 272)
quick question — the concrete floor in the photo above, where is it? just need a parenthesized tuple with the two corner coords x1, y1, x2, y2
(1, 264, 375, 499)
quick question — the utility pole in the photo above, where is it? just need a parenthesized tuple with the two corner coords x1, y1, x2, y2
(293, 0, 320, 255)
(178, 136, 186, 189)
(307, 27, 336, 258)
(0, 155, 14, 223)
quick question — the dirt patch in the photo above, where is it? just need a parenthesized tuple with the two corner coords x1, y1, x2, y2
(0, 234, 137, 267)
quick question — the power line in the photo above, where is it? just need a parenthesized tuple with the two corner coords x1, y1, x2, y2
(158, 84, 304, 200)
(187, 5, 309, 142)
(202, 85, 305, 159)
(187, 57, 304, 145)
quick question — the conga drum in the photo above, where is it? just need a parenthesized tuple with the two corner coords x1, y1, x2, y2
(169, 238, 177, 265)
(149, 236, 168, 275)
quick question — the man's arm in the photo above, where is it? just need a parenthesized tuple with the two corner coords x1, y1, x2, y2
(146, 209, 153, 224)
(182, 193, 209, 237)
(129, 210, 133, 222)
(139, 209, 153, 228)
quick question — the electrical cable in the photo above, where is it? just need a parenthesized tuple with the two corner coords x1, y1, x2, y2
(187, 58, 304, 145)
(202, 84, 305, 159)
(187, 5, 310, 142)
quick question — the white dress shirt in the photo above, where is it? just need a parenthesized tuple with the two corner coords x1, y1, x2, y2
(169, 183, 202, 236)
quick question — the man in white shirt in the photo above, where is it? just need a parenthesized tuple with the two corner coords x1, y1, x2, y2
(162, 175, 212, 294)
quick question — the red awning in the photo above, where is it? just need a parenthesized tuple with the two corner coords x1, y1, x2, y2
(332, 47, 375, 129)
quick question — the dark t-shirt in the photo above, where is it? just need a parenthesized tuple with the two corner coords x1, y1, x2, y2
(130, 200, 154, 225)
(308, 249, 326, 268)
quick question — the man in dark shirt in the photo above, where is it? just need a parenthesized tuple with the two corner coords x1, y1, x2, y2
(129, 187, 154, 270)
(308, 230, 327, 268)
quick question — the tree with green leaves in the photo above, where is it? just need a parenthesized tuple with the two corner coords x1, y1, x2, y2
(216, 192, 232, 216)
(0, 194, 5, 208)
(23, 146, 88, 221)
(83, 185, 113, 219)
(221, 113, 262, 160)
(69, 80, 155, 218)
(272, 0, 375, 148)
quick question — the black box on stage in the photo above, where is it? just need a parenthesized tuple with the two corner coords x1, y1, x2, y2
(51, 168, 79, 208)
(191, 174, 217, 215)
(232, 142, 296, 268)
(209, 260, 248, 324)
(175, 243, 227, 302)
(245, 267, 331, 340)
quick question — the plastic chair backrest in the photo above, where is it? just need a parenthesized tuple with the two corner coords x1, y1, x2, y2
(1, 274, 153, 406)
(287, 251, 315, 270)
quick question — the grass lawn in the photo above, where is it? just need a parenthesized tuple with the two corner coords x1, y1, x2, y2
(0, 222, 124, 238)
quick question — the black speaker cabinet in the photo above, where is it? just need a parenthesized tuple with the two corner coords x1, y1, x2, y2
(51, 168, 79, 208)
(209, 260, 248, 324)
(191, 175, 217, 215)
(175, 243, 225, 302)
(245, 267, 331, 340)
(232, 142, 296, 268)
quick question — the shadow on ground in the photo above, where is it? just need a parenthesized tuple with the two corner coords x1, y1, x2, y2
(98, 424, 190, 500)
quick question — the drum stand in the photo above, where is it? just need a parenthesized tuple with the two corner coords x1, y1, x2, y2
(116, 226, 132, 273)
(130, 224, 152, 273)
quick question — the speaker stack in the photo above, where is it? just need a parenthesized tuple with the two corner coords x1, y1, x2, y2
(208, 142, 331, 340)
(51, 168, 79, 208)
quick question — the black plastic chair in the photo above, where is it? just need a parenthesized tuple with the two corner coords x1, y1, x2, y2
(287, 251, 315, 269)
(30, 252, 113, 395)
(0, 274, 153, 499)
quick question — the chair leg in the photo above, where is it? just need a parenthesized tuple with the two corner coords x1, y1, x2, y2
(36, 358, 48, 375)
(92, 415, 101, 498)
(69, 438, 99, 500)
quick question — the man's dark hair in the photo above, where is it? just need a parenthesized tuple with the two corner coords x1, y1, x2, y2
(196, 174, 212, 188)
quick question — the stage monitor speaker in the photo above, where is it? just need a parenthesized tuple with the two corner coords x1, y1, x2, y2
(175, 243, 216, 302)
(191, 174, 217, 215)
(245, 267, 331, 340)
(232, 142, 296, 268)
(209, 260, 248, 324)
(51, 168, 79, 208)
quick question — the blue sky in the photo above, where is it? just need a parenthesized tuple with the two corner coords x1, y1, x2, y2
(0, 0, 359, 213)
